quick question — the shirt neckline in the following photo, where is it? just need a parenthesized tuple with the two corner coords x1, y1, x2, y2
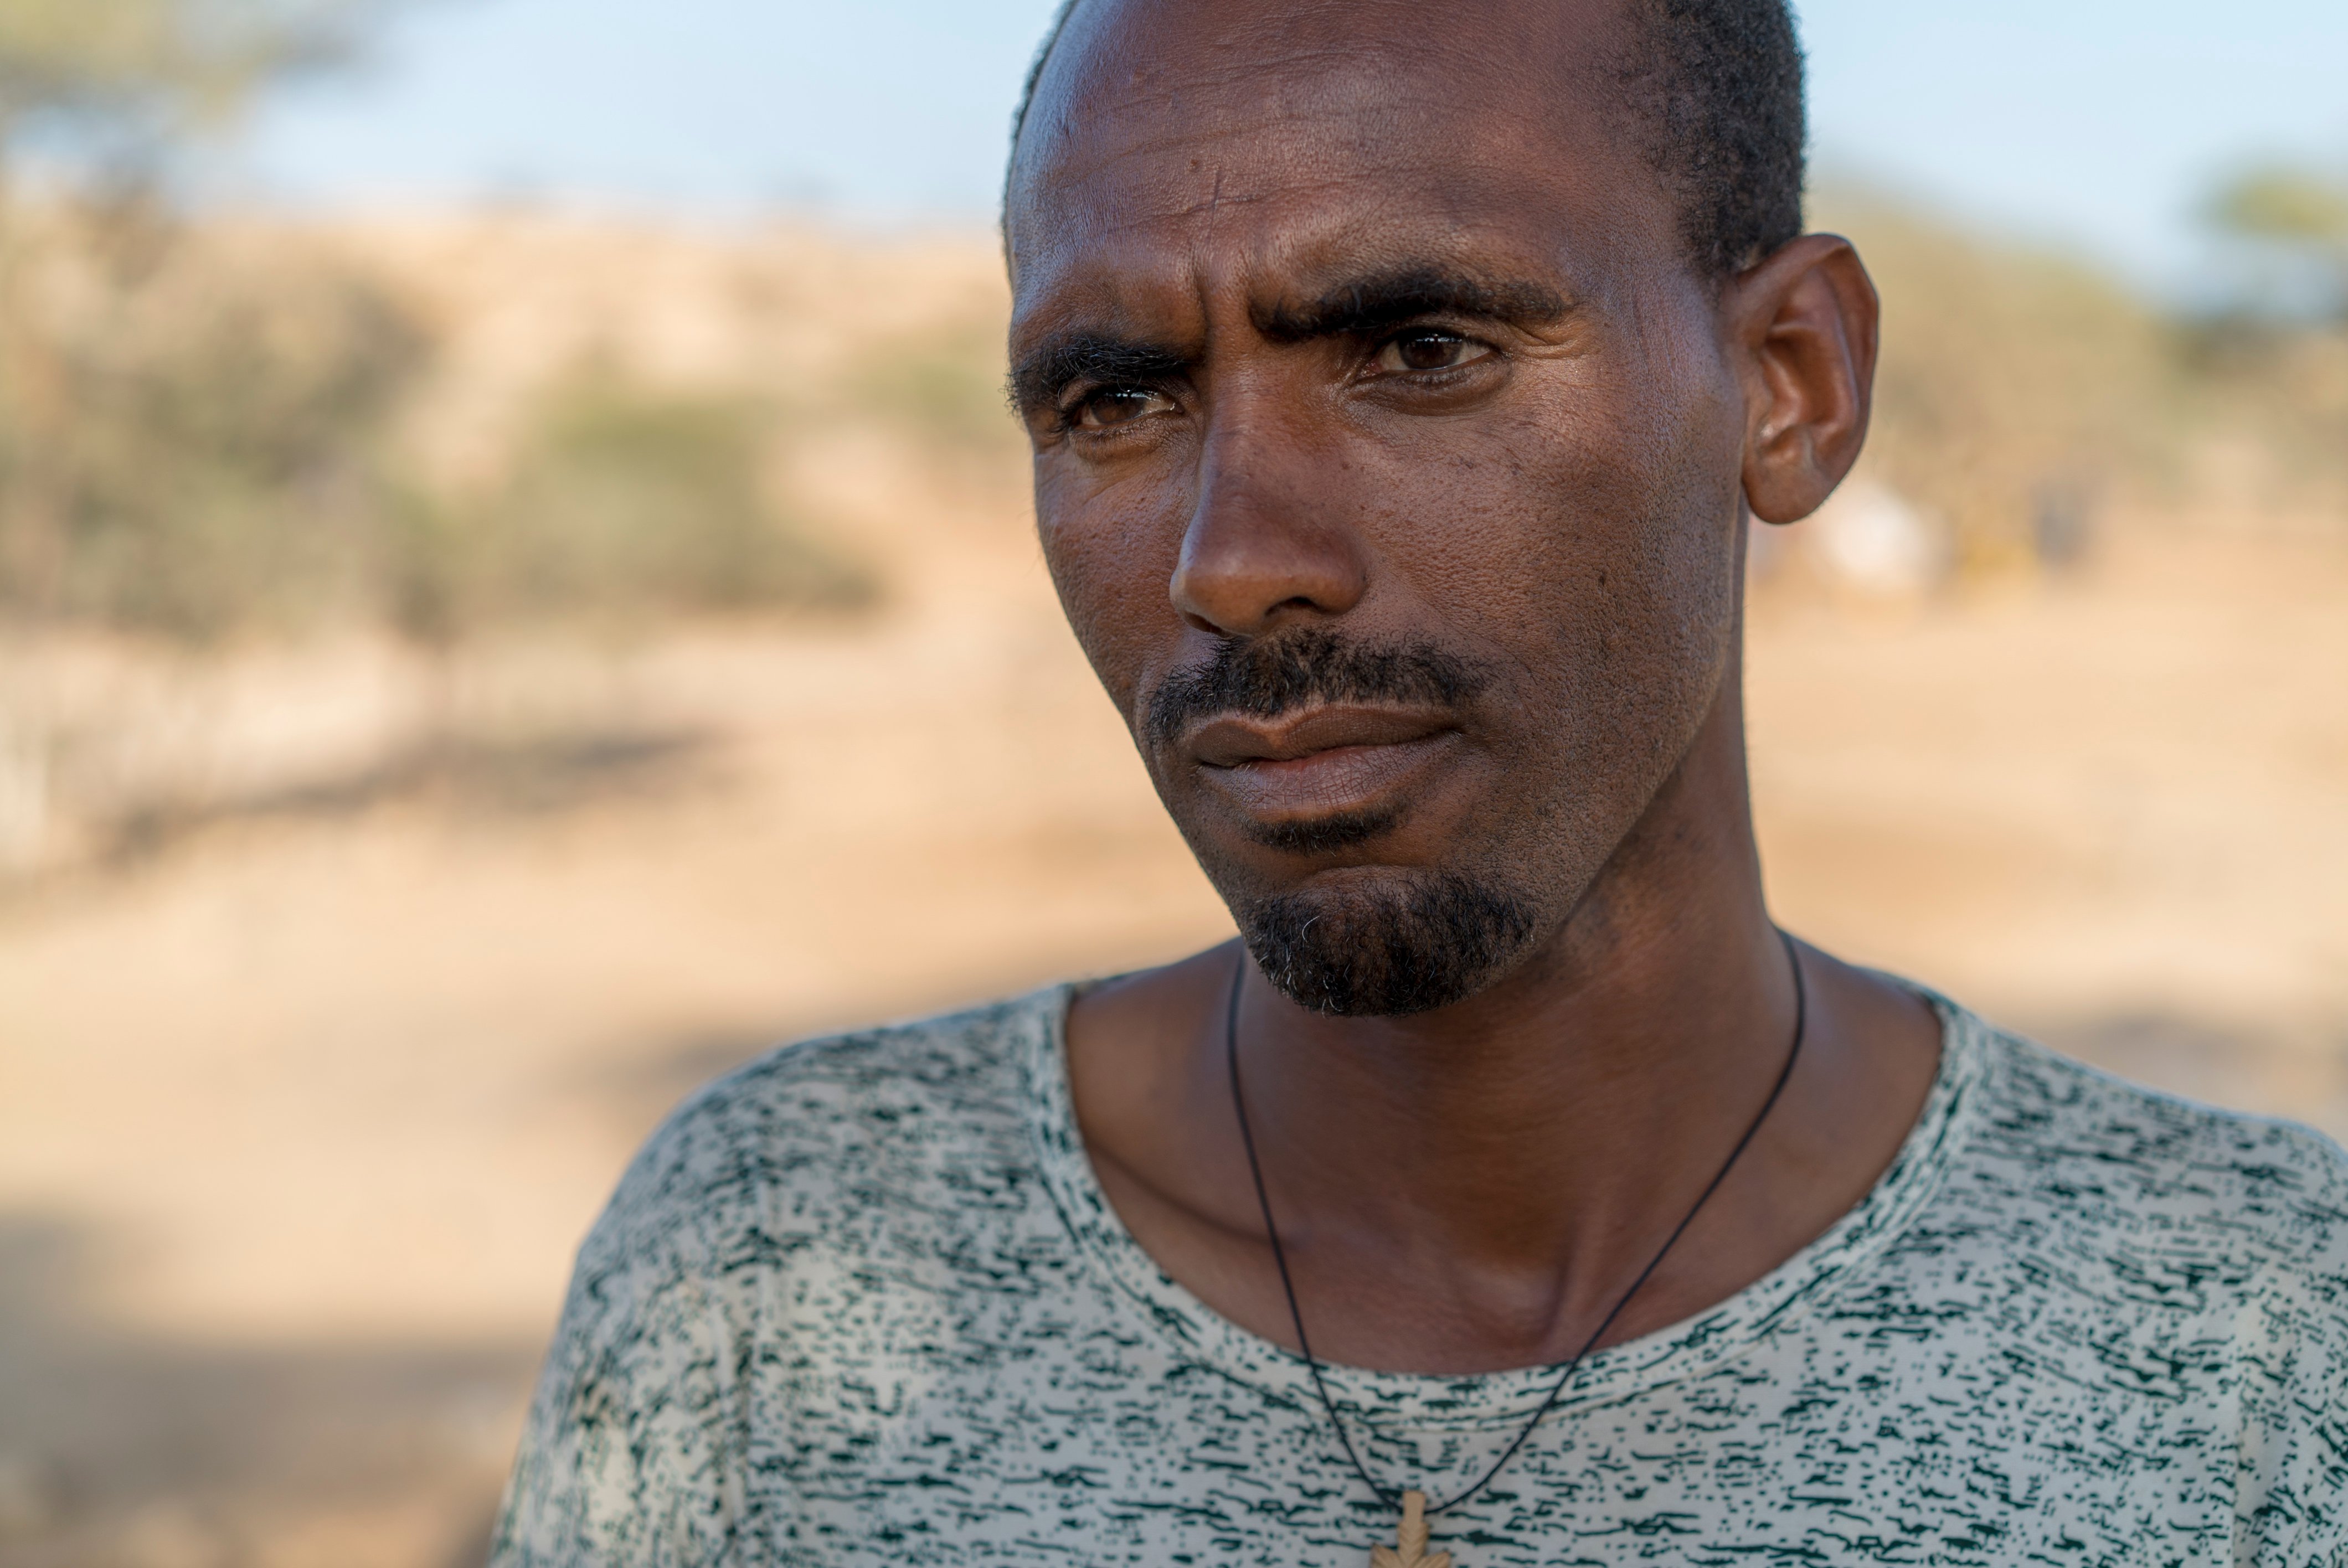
(1018, 973, 1989, 1433)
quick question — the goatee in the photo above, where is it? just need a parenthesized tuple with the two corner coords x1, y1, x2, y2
(1238, 872, 1537, 1017)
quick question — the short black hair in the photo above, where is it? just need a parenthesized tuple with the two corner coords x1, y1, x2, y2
(1007, 0, 1806, 281)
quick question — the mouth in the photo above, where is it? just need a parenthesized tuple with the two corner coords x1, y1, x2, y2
(1183, 705, 1463, 836)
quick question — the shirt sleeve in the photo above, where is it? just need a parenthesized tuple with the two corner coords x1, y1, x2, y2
(2237, 1132, 2348, 1565)
(488, 1157, 748, 1565)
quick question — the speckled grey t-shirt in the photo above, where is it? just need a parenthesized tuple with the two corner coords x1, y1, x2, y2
(491, 984, 2348, 1566)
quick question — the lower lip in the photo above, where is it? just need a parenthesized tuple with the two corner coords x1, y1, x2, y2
(1202, 733, 1458, 826)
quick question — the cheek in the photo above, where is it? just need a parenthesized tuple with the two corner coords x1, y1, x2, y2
(1528, 345, 1746, 635)
(1034, 461, 1192, 717)
(1348, 390, 1735, 675)
(1626, 374, 1752, 662)
(1342, 349, 1746, 804)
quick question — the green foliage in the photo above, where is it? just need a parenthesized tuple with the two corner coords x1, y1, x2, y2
(2206, 166, 2348, 247)
(1810, 180, 2348, 543)
(1812, 184, 2185, 563)
(0, 0, 364, 166)
(0, 0, 876, 647)
(391, 379, 877, 643)
(849, 324, 1023, 457)
(0, 0, 424, 640)
(0, 209, 874, 644)
(0, 207, 427, 638)
(2200, 163, 2348, 326)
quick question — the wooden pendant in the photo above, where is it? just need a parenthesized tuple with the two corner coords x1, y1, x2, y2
(1370, 1490, 1453, 1568)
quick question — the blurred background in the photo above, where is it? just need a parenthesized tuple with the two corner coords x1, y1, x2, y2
(0, 1, 2342, 1563)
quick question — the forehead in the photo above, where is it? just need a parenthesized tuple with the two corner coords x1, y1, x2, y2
(1005, 0, 1676, 332)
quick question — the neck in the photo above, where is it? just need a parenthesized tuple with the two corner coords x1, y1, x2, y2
(1065, 649, 1942, 1375)
(1228, 685, 1792, 1278)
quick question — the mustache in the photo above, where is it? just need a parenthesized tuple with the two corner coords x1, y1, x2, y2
(1141, 627, 1491, 752)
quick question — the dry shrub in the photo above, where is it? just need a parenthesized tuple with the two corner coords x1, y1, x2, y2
(846, 322, 1024, 461)
(0, 200, 425, 637)
(1817, 184, 2348, 559)
(2174, 319, 2348, 512)
(0, 201, 877, 646)
(1814, 185, 2185, 568)
(389, 376, 877, 645)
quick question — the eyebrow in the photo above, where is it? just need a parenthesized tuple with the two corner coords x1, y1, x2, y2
(1007, 265, 1574, 415)
(1010, 333, 1191, 416)
(1254, 266, 1573, 344)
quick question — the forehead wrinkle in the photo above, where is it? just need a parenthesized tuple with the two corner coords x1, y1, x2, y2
(1029, 12, 1486, 132)
(1020, 101, 1448, 238)
(1015, 200, 1599, 380)
(1034, 174, 1440, 274)
(1010, 7, 1625, 389)
(1009, 9, 1579, 235)
(1014, 0, 1626, 188)
(1013, 28, 1651, 283)
(1014, 89, 1665, 307)
(1010, 18, 1665, 355)
(1028, 140, 1539, 276)
(1036, 0, 1579, 128)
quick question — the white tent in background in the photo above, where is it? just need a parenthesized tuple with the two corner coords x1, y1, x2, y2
(1808, 478, 1950, 597)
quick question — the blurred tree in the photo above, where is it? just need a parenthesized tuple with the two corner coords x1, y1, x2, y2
(0, 0, 365, 177)
(0, 2, 871, 646)
(1809, 184, 2181, 572)
(2203, 163, 2348, 324)
(388, 377, 878, 648)
(2188, 164, 2348, 516)
(17, 221, 430, 637)
(2209, 168, 2348, 245)
(0, 0, 403, 633)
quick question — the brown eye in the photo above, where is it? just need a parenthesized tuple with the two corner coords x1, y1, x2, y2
(1377, 330, 1489, 374)
(1073, 388, 1165, 429)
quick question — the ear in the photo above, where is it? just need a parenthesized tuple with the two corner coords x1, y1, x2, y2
(1724, 234, 1880, 525)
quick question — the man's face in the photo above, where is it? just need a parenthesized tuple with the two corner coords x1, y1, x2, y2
(1007, 0, 1754, 1015)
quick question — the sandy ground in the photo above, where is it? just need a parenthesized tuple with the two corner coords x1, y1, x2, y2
(1, 432, 2344, 1565)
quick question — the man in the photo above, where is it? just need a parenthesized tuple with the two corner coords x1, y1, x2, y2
(492, 1, 2348, 1562)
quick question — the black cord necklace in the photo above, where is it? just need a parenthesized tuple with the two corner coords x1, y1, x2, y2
(1224, 930, 1808, 1558)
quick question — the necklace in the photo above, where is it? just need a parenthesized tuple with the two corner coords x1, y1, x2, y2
(1224, 930, 1808, 1568)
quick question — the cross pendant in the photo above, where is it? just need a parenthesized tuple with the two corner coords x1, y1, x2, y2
(1369, 1489, 1453, 1568)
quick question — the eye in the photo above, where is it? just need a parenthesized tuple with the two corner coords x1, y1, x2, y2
(1069, 386, 1171, 430)
(1375, 329, 1492, 375)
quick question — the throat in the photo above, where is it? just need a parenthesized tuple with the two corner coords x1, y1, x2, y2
(1229, 998, 1781, 1279)
(1064, 915, 1917, 1379)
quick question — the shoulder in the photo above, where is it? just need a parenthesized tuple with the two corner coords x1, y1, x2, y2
(489, 988, 1073, 1562)
(587, 985, 1068, 1271)
(1953, 1014, 2348, 1371)
(1943, 1018, 2348, 1552)
(1966, 1019, 2348, 1256)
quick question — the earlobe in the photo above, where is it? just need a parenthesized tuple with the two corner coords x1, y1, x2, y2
(1733, 235, 1880, 525)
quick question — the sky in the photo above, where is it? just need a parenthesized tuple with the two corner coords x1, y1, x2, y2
(236, 0, 2348, 295)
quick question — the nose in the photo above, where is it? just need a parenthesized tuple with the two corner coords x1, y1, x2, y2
(1168, 412, 1369, 637)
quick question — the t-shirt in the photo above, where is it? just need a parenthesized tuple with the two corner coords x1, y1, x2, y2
(489, 982, 2348, 1567)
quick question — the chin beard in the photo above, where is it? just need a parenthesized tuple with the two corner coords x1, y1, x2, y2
(1237, 871, 1539, 1017)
